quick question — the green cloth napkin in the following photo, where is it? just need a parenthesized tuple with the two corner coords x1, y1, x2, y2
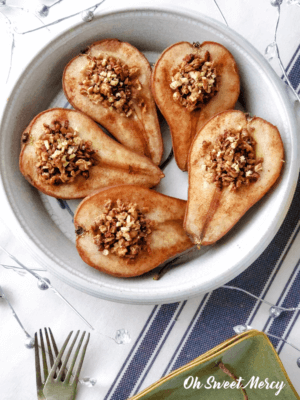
(130, 330, 299, 400)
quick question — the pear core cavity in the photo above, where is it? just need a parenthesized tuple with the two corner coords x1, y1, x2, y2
(170, 51, 218, 112)
(202, 127, 263, 190)
(79, 53, 141, 117)
(91, 199, 153, 261)
(35, 120, 97, 185)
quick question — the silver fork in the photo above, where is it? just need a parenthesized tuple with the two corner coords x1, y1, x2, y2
(35, 328, 61, 400)
(44, 330, 90, 400)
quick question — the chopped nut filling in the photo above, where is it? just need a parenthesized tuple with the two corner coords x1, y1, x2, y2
(170, 51, 218, 112)
(79, 53, 141, 117)
(35, 120, 97, 185)
(91, 199, 153, 260)
(202, 127, 263, 190)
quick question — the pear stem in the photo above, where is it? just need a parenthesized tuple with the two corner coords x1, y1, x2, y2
(153, 263, 171, 280)
(153, 247, 198, 280)
(159, 148, 174, 170)
(218, 362, 248, 400)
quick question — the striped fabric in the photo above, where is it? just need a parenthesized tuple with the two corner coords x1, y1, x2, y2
(104, 46, 300, 400)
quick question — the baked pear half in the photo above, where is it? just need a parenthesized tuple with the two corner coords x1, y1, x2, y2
(74, 185, 194, 277)
(63, 39, 163, 165)
(184, 110, 284, 245)
(152, 41, 240, 171)
(19, 108, 164, 199)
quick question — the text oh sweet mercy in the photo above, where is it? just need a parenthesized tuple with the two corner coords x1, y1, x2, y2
(183, 375, 285, 396)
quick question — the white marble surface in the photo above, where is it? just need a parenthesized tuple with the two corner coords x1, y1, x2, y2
(1, 1, 300, 399)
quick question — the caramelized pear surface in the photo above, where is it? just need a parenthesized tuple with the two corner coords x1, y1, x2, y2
(184, 110, 284, 245)
(75, 185, 194, 277)
(152, 41, 240, 171)
(63, 39, 163, 165)
(19, 109, 164, 199)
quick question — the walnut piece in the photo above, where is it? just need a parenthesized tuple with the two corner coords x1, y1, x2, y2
(202, 127, 263, 190)
(35, 120, 97, 185)
(91, 199, 153, 260)
(79, 53, 141, 117)
(170, 51, 218, 112)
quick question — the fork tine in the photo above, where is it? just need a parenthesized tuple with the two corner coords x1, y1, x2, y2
(49, 327, 59, 358)
(56, 330, 80, 382)
(34, 332, 42, 390)
(64, 331, 86, 384)
(39, 328, 48, 382)
(48, 331, 73, 380)
(48, 327, 63, 379)
(44, 328, 54, 368)
(73, 332, 90, 383)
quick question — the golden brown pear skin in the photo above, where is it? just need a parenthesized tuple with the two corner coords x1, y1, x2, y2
(75, 185, 194, 278)
(19, 109, 164, 199)
(184, 110, 284, 245)
(63, 39, 163, 165)
(152, 41, 240, 171)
